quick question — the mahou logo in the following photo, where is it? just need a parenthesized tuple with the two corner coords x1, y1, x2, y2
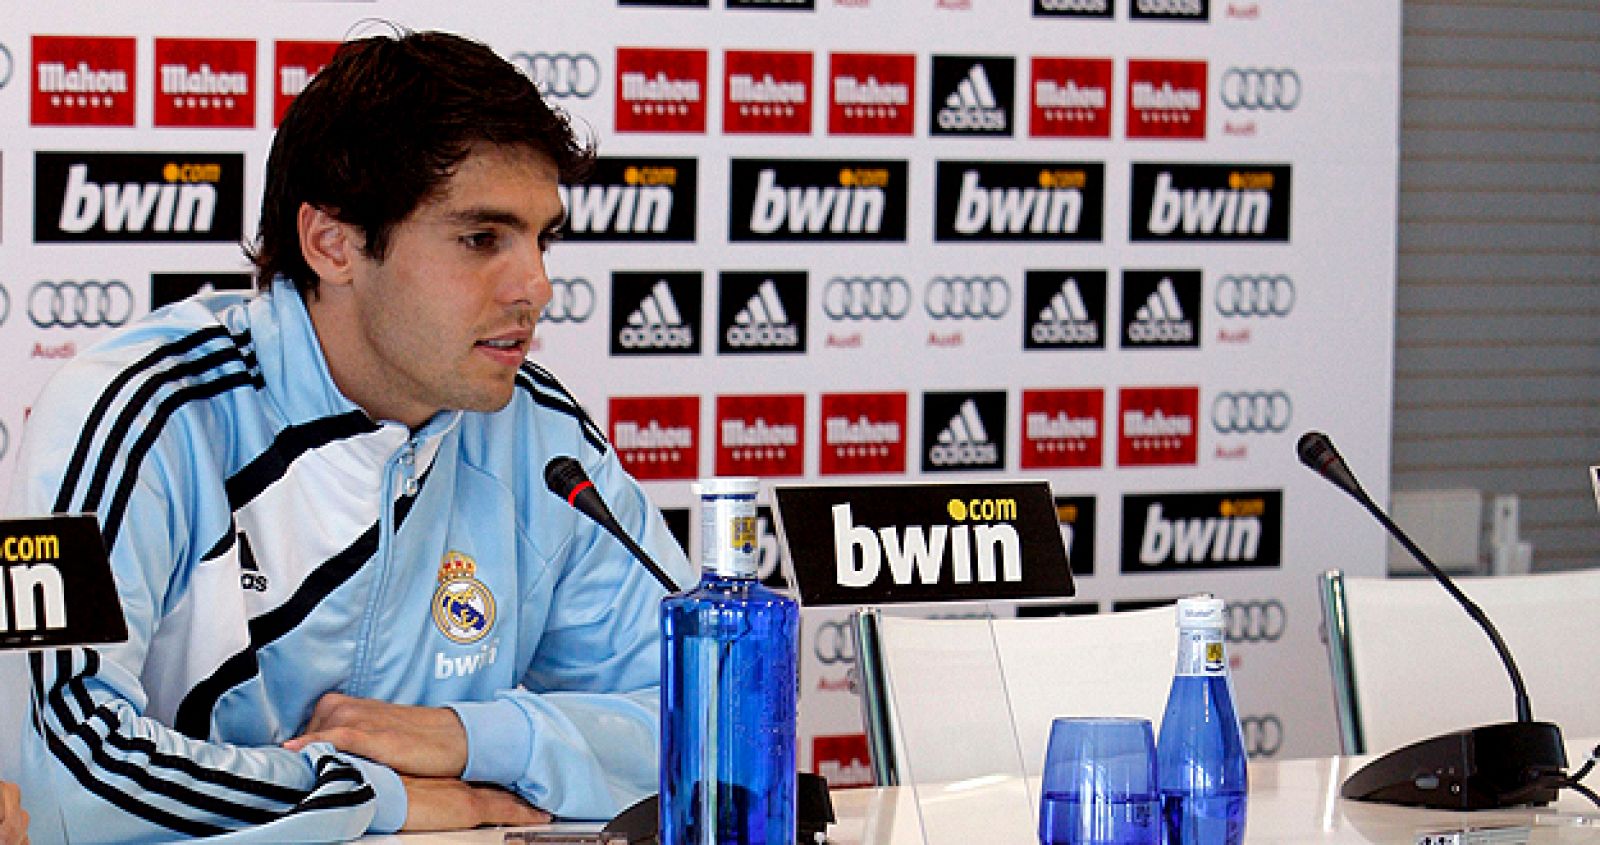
(1030, 57, 1112, 139)
(819, 392, 907, 476)
(724, 50, 813, 135)
(1117, 386, 1199, 467)
(154, 39, 256, 128)
(32, 36, 136, 127)
(1127, 60, 1206, 140)
(559, 157, 697, 242)
(716, 394, 805, 477)
(1021, 389, 1103, 469)
(829, 53, 915, 136)
(1131, 163, 1292, 242)
(616, 47, 707, 133)
(274, 41, 340, 126)
(609, 396, 700, 481)
(922, 391, 1007, 473)
(718, 271, 807, 354)
(609, 271, 703, 355)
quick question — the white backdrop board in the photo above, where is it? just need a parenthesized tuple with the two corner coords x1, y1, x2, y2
(0, 0, 1399, 779)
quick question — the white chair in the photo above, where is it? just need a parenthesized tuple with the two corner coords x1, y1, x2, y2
(854, 605, 1177, 787)
(1319, 568, 1600, 756)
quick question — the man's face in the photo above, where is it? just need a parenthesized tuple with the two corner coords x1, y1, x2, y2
(339, 144, 565, 427)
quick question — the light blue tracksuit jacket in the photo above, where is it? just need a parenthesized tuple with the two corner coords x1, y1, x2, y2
(4, 281, 692, 843)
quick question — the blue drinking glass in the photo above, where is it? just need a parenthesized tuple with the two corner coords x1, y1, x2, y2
(1038, 717, 1160, 845)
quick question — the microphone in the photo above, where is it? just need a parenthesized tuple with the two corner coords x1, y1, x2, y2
(1297, 431, 1567, 809)
(545, 456, 679, 594)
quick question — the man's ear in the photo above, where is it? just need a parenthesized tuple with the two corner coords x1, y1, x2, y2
(298, 203, 361, 289)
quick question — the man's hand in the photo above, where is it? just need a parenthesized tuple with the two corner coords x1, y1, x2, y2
(0, 780, 29, 845)
(283, 692, 468, 778)
(400, 777, 551, 832)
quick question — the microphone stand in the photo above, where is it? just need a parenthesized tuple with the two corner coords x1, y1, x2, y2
(1298, 431, 1568, 809)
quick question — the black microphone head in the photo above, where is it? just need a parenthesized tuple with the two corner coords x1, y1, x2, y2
(544, 456, 589, 500)
(1296, 430, 1332, 470)
(1296, 430, 1365, 501)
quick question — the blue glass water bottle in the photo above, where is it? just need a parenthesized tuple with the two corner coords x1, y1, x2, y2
(661, 478, 799, 845)
(1156, 595, 1248, 844)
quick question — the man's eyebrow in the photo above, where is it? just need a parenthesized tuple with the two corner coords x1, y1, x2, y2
(442, 207, 535, 231)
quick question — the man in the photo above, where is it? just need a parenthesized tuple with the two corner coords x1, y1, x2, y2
(6, 30, 692, 842)
(0, 782, 25, 845)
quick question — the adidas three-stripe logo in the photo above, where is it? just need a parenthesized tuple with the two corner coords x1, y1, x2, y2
(1031, 277, 1099, 344)
(929, 399, 1000, 466)
(726, 280, 800, 348)
(618, 280, 694, 349)
(937, 63, 1008, 132)
(1128, 276, 1195, 343)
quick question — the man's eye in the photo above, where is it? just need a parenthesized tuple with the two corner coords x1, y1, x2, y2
(462, 232, 498, 250)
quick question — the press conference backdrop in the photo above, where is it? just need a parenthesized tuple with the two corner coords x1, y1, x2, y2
(0, 1, 1399, 773)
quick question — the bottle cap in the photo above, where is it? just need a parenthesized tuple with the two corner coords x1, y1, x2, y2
(1175, 594, 1225, 629)
(695, 477, 759, 499)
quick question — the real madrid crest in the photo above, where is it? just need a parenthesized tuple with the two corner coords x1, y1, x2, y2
(432, 551, 495, 644)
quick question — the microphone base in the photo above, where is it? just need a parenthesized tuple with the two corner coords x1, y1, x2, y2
(1342, 721, 1567, 809)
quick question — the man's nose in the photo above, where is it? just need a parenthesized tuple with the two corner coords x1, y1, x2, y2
(512, 247, 553, 312)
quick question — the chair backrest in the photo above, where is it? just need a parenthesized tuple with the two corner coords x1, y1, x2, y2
(863, 606, 1177, 785)
(1320, 568, 1600, 755)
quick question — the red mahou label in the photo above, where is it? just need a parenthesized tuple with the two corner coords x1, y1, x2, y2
(274, 40, 341, 126)
(1127, 59, 1207, 140)
(827, 52, 915, 136)
(725, 50, 813, 135)
(1118, 386, 1199, 466)
(609, 396, 701, 480)
(716, 394, 805, 477)
(1021, 388, 1104, 469)
(616, 47, 708, 133)
(32, 35, 136, 127)
(818, 392, 907, 475)
(155, 38, 257, 128)
(1030, 57, 1113, 138)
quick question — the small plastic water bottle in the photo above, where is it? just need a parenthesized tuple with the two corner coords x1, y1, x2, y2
(661, 478, 799, 845)
(1156, 595, 1248, 844)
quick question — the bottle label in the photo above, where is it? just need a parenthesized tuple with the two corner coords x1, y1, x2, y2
(1175, 628, 1227, 676)
(700, 493, 759, 577)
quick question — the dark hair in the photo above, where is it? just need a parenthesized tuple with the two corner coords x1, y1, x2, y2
(249, 30, 594, 295)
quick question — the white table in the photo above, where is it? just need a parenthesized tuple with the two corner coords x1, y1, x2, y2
(369, 739, 1600, 844)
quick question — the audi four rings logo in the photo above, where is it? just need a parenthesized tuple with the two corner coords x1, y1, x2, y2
(1216, 275, 1295, 318)
(511, 52, 601, 98)
(926, 276, 1010, 320)
(813, 620, 856, 665)
(30, 280, 135, 329)
(0, 283, 10, 327)
(1224, 599, 1287, 643)
(1220, 68, 1301, 111)
(1241, 715, 1284, 757)
(1212, 391, 1292, 435)
(0, 42, 13, 90)
(824, 276, 911, 321)
(543, 277, 596, 323)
